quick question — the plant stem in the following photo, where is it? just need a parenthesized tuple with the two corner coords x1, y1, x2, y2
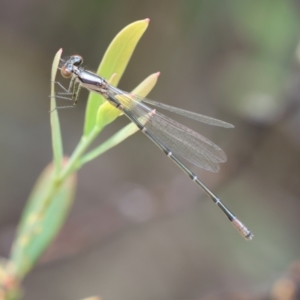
(57, 126, 101, 182)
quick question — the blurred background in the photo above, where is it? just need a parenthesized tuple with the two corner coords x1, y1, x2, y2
(1, 0, 300, 299)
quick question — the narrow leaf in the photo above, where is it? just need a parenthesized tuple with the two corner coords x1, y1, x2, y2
(84, 19, 149, 136)
(78, 123, 139, 167)
(50, 49, 64, 173)
(96, 71, 160, 129)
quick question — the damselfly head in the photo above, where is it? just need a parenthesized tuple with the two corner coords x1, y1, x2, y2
(60, 55, 83, 78)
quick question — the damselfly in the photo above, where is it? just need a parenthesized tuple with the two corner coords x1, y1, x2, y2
(55, 54, 253, 240)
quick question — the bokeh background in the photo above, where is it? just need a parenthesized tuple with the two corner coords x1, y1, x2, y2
(1, 0, 300, 299)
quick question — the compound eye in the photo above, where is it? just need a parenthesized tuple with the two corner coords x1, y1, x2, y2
(71, 55, 83, 66)
(61, 65, 72, 78)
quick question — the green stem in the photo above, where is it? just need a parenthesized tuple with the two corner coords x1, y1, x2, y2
(77, 122, 139, 168)
(57, 126, 101, 182)
(11, 125, 103, 279)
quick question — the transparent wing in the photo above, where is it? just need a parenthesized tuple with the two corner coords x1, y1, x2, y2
(107, 87, 228, 172)
(141, 98, 234, 128)
(107, 85, 233, 127)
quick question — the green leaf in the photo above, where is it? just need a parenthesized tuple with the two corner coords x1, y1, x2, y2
(84, 18, 149, 136)
(10, 161, 76, 279)
(78, 123, 139, 167)
(50, 49, 64, 173)
(131, 72, 160, 96)
(95, 71, 160, 128)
